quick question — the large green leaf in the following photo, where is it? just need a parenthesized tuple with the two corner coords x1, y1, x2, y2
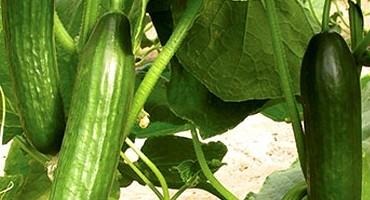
(149, 3, 265, 138)
(175, 0, 319, 101)
(167, 58, 266, 138)
(119, 135, 226, 199)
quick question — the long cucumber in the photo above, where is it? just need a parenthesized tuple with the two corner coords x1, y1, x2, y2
(49, 12, 135, 199)
(1, 0, 65, 154)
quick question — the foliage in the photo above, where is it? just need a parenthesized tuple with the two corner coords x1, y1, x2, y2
(0, 0, 369, 199)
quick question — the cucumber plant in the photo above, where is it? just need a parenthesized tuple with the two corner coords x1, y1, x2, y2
(0, 0, 369, 199)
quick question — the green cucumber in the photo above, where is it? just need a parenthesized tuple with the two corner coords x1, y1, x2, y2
(50, 12, 134, 199)
(1, 0, 65, 153)
(301, 32, 362, 200)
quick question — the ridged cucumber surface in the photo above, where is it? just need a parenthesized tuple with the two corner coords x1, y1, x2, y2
(1, 0, 65, 154)
(49, 12, 134, 199)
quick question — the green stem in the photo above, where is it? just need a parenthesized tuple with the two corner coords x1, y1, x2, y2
(170, 176, 199, 200)
(78, 0, 100, 49)
(122, 0, 202, 139)
(0, 87, 5, 145)
(14, 136, 51, 165)
(308, 0, 321, 25)
(120, 152, 163, 199)
(125, 138, 170, 200)
(322, 0, 332, 32)
(54, 13, 76, 53)
(110, 0, 123, 11)
(190, 128, 238, 200)
(354, 31, 370, 57)
(265, 0, 306, 178)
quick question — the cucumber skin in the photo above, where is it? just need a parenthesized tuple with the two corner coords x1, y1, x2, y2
(301, 32, 362, 200)
(49, 13, 134, 199)
(1, 0, 65, 154)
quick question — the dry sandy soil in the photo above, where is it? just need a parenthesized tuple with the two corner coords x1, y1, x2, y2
(120, 114, 298, 200)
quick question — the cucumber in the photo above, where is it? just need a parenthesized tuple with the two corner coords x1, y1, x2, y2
(1, 0, 65, 153)
(49, 12, 134, 199)
(300, 32, 362, 200)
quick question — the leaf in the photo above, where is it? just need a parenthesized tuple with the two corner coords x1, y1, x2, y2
(167, 58, 266, 138)
(149, 3, 265, 138)
(127, 0, 150, 51)
(300, 0, 324, 22)
(4, 139, 120, 199)
(0, 4, 13, 99)
(0, 175, 24, 199)
(250, 138, 370, 200)
(119, 135, 227, 191)
(175, 0, 319, 101)
(0, 98, 23, 144)
(361, 74, 370, 140)
(261, 99, 303, 122)
(148, 9, 174, 43)
(55, 0, 84, 115)
(4, 140, 51, 199)
(55, 0, 83, 38)
(362, 139, 370, 200)
(246, 161, 305, 200)
(147, 0, 172, 12)
(0, 5, 23, 143)
(55, 48, 78, 116)
(132, 72, 190, 138)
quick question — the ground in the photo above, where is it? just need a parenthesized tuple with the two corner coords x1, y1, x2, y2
(121, 114, 297, 200)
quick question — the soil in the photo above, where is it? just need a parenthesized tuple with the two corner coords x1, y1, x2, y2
(120, 114, 297, 200)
